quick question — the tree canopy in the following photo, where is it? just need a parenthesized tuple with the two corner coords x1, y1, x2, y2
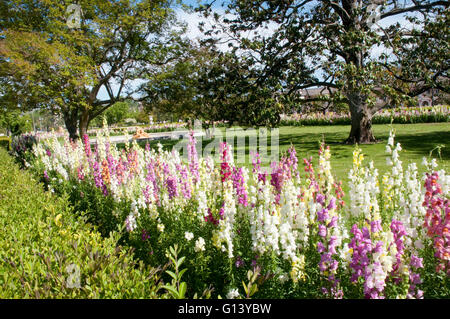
(197, 0, 449, 143)
(0, 0, 188, 139)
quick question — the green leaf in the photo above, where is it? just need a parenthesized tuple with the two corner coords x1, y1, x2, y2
(162, 285, 179, 299)
(250, 284, 258, 297)
(165, 270, 177, 281)
(242, 281, 248, 295)
(177, 256, 185, 267)
(179, 282, 187, 299)
(178, 268, 187, 279)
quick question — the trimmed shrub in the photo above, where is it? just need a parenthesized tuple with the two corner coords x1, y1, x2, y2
(0, 136, 10, 151)
(0, 148, 168, 298)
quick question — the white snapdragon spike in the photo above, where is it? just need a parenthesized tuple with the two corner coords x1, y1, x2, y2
(196, 189, 208, 220)
(55, 163, 69, 181)
(278, 180, 298, 260)
(318, 145, 334, 195)
(395, 163, 427, 253)
(125, 200, 140, 232)
(226, 288, 240, 299)
(382, 130, 405, 212)
(348, 148, 380, 221)
(216, 179, 237, 258)
(436, 169, 450, 195)
(301, 185, 318, 225)
(194, 237, 206, 252)
(248, 178, 280, 255)
(248, 182, 264, 254)
(348, 148, 364, 218)
(279, 179, 309, 256)
(365, 229, 397, 295)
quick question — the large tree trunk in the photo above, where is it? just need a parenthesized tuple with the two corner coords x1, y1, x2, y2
(79, 109, 90, 140)
(63, 109, 79, 141)
(345, 92, 376, 144)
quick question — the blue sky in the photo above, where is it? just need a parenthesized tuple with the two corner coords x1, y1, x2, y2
(97, 1, 420, 101)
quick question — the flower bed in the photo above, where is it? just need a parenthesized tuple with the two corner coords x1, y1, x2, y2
(281, 105, 450, 126)
(26, 125, 450, 299)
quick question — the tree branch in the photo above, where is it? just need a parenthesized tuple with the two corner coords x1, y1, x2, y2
(380, 1, 449, 20)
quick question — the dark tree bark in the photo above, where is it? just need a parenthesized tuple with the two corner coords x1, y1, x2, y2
(79, 109, 90, 140)
(345, 91, 377, 144)
(62, 109, 79, 141)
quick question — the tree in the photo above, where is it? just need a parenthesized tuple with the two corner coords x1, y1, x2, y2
(0, 110, 32, 136)
(197, 0, 449, 143)
(145, 45, 283, 127)
(0, 0, 187, 140)
(92, 101, 130, 127)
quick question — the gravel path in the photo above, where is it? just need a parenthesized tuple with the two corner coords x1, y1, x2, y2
(89, 130, 205, 144)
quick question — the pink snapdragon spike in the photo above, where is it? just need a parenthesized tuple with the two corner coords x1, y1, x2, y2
(178, 164, 192, 200)
(390, 219, 407, 282)
(142, 185, 152, 204)
(77, 166, 84, 181)
(188, 131, 199, 184)
(127, 150, 139, 176)
(93, 160, 108, 196)
(270, 161, 284, 204)
(107, 154, 116, 178)
(232, 167, 248, 207)
(220, 142, 233, 183)
(316, 194, 342, 298)
(116, 158, 126, 186)
(423, 172, 450, 274)
(251, 151, 261, 174)
(204, 207, 221, 225)
(408, 254, 424, 299)
(166, 176, 178, 199)
(145, 159, 160, 205)
(287, 146, 299, 177)
(349, 223, 388, 299)
(83, 134, 92, 158)
(303, 157, 319, 194)
(251, 151, 267, 183)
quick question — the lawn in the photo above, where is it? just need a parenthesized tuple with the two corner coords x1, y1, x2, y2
(138, 122, 450, 195)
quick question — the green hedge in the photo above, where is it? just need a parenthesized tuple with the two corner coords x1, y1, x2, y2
(0, 137, 10, 151)
(0, 148, 167, 298)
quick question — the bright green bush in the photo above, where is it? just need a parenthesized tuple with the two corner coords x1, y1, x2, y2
(0, 148, 168, 298)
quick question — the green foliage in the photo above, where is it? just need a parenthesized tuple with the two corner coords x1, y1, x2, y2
(0, 137, 11, 151)
(92, 102, 130, 127)
(0, 148, 167, 298)
(162, 245, 188, 299)
(0, 111, 32, 136)
(9, 133, 37, 168)
(242, 267, 260, 299)
(0, 0, 187, 138)
(146, 48, 282, 127)
(197, 1, 449, 143)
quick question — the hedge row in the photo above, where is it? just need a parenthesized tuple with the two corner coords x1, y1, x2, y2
(0, 148, 168, 298)
(0, 136, 10, 151)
